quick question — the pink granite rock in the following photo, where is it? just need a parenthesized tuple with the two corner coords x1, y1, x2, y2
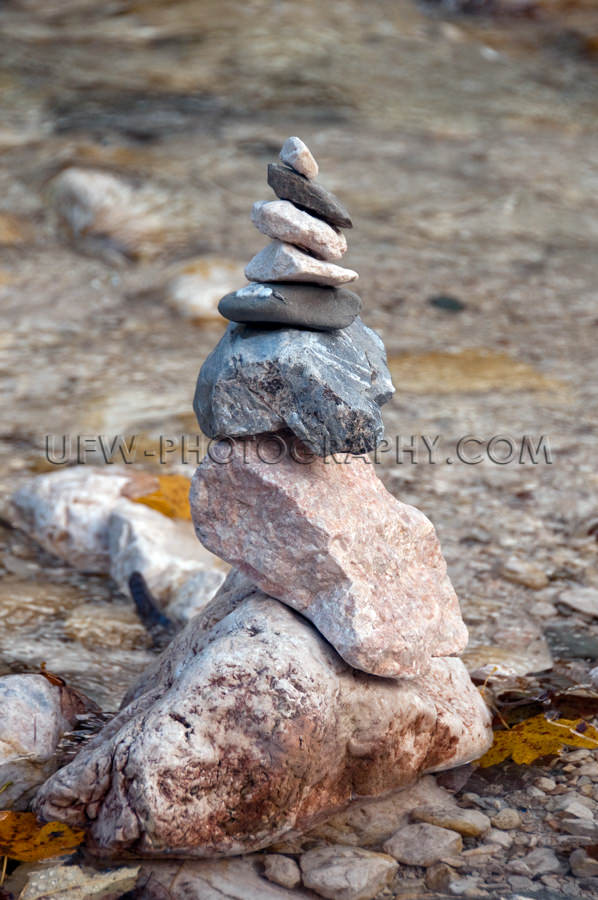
(190, 436, 468, 678)
(34, 576, 492, 858)
(245, 240, 358, 286)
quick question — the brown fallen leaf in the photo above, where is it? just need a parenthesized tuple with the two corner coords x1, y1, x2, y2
(132, 473, 191, 519)
(477, 714, 598, 768)
(0, 812, 84, 862)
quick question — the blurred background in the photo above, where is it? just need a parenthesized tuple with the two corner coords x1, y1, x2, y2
(1, 0, 597, 703)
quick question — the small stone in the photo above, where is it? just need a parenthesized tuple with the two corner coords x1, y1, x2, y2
(558, 586, 598, 617)
(425, 863, 455, 891)
(191, 446, 474, 679)
(218, 282, 362, 332)
(411, 805, 491, 837)
(448, 876, 483, 897)
(553, 794, 594, 819)
(300, 846, 397, 900)
(559, 818, 598, 838)
(491, 808, 521, 830)
(428, 295, 466, 312)
(252, 200, 346, 260)
(263, 855, 302, 890)
(499, 556, 550, 589)
(570, 848, 598, 878)
(516, 847, 563, 876)
(487, 828, 513, 848)
(577, 762, 598, 777)
(508, 874, 536, 893)
(383, 823, 463, 867)
(535, 776, 557, 792)
(268, 163, 353, 228)
(245, 240, 358, 286)
(280, 136, 319, 179)
(194, 317, 393, 456)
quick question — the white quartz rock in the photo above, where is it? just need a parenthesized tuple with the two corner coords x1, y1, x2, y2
(280, 136, 319, 179)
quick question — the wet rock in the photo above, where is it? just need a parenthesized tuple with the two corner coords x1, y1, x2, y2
(268, 163, 352, 228)
(190, 443, 469, 677)
(34, 583, 492, 857)
(193, 317, 393, 456)
(383, 823, 463, 866)
(107, 500, 227, 619)
(499, 556, 550, 589)
(251, 200, 347, 260)
(558, 586, 598, 617)
(0, 674, 96, 809)
(262, 854, 302, 890)
(49, 167, 195, 261)
(511, 847, 563, 876)
(411, 805, 491, 837)
(544, 624, 598, 660)
(280, 136, 319, 180)
(10, 466, 153, 573)
(487, 827, 513, 848)
(245, 240, 358, 286)
(218, 282, 362, 331)
(299, 846, 397, 900)
(15, 862, 139, 900)
(301, 775, 454, 848)
(165, 256, 245, 322)
(570, 847, 598, 878)
(490, 808, 521, 830)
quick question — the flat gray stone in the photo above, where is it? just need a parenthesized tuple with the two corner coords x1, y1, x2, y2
(268, 163, 353, 228)
(193, 317, 394, 456)
(218, 282, 362, 331)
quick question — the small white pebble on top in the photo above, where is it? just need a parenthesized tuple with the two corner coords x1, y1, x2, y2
(280, 136, 319, 180)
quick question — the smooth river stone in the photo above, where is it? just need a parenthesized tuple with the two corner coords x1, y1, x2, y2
(34, 576, 492, 857)
(279, 136, 319, 179)
(245, 241, 357, 286)
(218, 282, 362, 331)
(268, 163, 353, 229)
(190, 439, 469, 677)
(193, 317, 393, 456)
(251, 200, 347, 260)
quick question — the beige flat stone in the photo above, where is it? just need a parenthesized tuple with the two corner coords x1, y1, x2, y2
(245, 240, 357, 286)
(251, 200, 347, 260)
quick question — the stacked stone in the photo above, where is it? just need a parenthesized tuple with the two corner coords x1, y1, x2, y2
(34, 139, 492, 860)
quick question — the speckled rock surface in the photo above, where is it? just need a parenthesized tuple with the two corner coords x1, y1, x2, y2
(299, 845, 397, 900)
(245, 240, 357, 286)
(34, 581, 492, 857)
(193, 317, 393, 456)
(268, 163, 352, 228)
(251, 200, 347, 260)
(280, 136, 319, 180)
(190, 441, 469, 677)
(218, 282, 361, 331)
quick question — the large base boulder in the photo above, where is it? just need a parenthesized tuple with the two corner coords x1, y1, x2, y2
(34, 574, 492, 858)
(190, 437, 468, 677)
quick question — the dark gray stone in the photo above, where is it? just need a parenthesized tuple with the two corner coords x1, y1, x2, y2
(193, 317, 394, 456)
(267, 164, 353, 229)
(218, 282, 362, 331)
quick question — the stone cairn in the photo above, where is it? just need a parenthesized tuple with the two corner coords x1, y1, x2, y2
(35, 138, 492, 859)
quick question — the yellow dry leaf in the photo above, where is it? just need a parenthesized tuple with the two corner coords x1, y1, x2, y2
(132, 473, 191, 519)
(478, 714, 598, 768)
(0, 811, 84, 861)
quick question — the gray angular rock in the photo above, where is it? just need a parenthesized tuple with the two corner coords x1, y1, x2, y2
(280, 136, 319, 180)
(218, 282, 362, 331)
(383, 823, 463, 866)
(194, 317, 393, 456)
(34, 581, 492, 858)
(268, 163, 353, 228)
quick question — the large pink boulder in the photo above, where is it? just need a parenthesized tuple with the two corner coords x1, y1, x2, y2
(190, 435, 468, 677)
(34, 573, 492, 858)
